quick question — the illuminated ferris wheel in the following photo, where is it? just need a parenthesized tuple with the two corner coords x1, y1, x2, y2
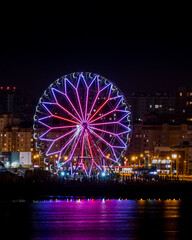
(33, 72, 131, 176)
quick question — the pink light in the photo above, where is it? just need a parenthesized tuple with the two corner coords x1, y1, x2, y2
(89, 128, 125, 149)
(54, 83, 83, 121)
(56, 132, 80, 166)
(87, 83, 112, 121)
(88, 98, 109, 121)
(89, 126, 126, 148)
(65, 128, 84, 164)
(81, 132, 85, 164)
(46, 128, 78, 155)
(89, 96, 124, 124)
(85, 130, 102, 171)
(98, 147, 118, 162)
(89, 121, 119, 126)
(75, 87, 84, 121)
(90, 126, 118, 137)
(53, 115, 79, 124)
(42, 101, 80, 124)
(50, 90, 81, 122)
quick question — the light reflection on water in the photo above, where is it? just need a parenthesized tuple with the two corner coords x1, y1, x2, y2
(0, 199, 191, 240)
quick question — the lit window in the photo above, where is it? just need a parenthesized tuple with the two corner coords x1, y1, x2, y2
(180, 92, 182, 96)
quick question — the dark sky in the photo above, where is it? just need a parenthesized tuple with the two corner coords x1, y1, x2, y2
(0, 3, 192, 100)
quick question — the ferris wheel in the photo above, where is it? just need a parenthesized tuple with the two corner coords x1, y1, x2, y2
(33, 72, 131, 176)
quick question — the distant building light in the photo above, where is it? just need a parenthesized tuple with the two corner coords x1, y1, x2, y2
(180, 92, 182, 96)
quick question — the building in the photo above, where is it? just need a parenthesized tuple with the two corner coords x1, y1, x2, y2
(128, 121, 192, 157)
(150, 144, 192, 175)
(175, 86, 192, 116)
(0, 113, 45, 168)
(128, 92, 175, 122)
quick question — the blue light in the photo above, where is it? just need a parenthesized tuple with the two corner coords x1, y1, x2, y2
(61, 171, 65, 176)
(101, 172, 106, 177)
(149, 171, 157, 175)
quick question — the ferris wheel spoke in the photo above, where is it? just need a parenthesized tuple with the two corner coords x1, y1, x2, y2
(45, 128, 78, 155)
(89, 126, 127, 147)
(43, 94, 81, 123)
(57, 103, 81, 123)
(85, 130, 102, 171)
(66, 128, 85, 163)
(57, 130, 82, 166)
(89, 128, 125, 149)
(39, 129, 51, 140)
(98, 146, 118, 163)
(89, 126, 118, 137)
(76, 88, 84, 120)
(87, 83, 112, 121)
(64, 94, 83, 121)
(89, 121, 119, 126)
(53, 86, 82, 122)
(51, 125, 77, 130)
(53, 115, 79, 124)
(89, 97, 124, 124)
(63, 78, 83, 121)
(118, 112, 130, 121)
(89, 124, 130, 135)
(88, 84, 112, 121)
(38, 117, 52, 128)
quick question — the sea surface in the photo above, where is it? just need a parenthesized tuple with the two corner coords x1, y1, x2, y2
(0, 198, 192, 240)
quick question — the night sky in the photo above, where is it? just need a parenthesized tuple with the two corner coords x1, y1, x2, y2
(0, 3, 192, 100)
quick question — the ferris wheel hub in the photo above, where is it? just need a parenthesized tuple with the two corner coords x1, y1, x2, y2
(82, 122, 88, 129)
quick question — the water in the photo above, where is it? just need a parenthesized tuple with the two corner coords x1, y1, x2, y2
(0, 199, 192, 240)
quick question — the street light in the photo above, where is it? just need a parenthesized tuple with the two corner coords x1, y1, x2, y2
(167, 156, 172, 180)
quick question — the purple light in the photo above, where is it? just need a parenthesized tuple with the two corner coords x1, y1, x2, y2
(34, 72, 131, 175)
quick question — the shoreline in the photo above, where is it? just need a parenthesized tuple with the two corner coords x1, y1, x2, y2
(1, 180, 192, 201)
